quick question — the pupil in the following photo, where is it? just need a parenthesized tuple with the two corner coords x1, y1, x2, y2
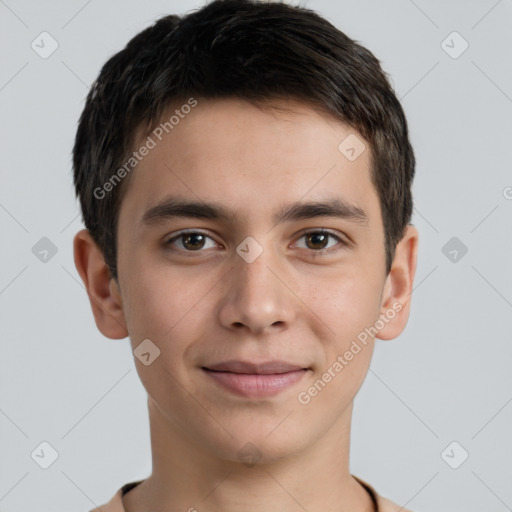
(184, 234, 205, 250)
(307, 233, 328, 249)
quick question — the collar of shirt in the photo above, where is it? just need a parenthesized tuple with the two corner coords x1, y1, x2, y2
(90, 475, 412, 512)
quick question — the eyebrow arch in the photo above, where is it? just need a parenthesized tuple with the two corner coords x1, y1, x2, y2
(275, 198, 368, 225)
(140, 196, 368, 226)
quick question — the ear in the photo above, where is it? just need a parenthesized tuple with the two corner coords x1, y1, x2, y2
(73, 228, 128, 339)
(376, 224, 419, 341)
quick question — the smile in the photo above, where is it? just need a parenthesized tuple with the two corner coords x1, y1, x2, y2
(202, 360, 308, 398)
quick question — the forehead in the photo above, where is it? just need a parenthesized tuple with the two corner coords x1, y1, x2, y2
(119, 97, 379, 227)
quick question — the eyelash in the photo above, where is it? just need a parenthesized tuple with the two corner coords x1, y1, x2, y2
(164, 229, 348, 256)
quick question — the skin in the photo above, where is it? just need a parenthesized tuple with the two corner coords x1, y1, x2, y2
(74, 97, 418, 512)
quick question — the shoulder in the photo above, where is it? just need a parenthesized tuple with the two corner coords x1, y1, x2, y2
(89, 481, 143, 512)
(89, 488, 124, 512)
(353, 475, 413, 512)
(377, 494, 413, 512)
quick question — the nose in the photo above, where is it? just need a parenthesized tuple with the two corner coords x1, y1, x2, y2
(217, 243, 297, 335)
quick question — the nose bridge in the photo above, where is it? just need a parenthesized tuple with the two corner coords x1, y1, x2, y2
(236, 244, 275, 293)
(234, 239, 281, 304)
(218, 236, 296, 332)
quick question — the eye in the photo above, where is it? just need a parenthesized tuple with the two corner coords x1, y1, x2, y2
(165, 230, 218, 252)
(164, 229, 348, 255)
(294, 230, 347, 253)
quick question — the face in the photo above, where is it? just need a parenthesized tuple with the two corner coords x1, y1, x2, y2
(100, 97, 411, 463)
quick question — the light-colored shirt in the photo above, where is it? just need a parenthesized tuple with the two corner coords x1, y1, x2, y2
(90, 476, 412, 512)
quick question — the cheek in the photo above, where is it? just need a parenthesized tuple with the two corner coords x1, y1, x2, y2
(305, 268, 382, 347)
(121, 265, 221, 375)
(299, 274, 378, 412)
(122, 264, 202, 336)
(120, 269, 208, 404)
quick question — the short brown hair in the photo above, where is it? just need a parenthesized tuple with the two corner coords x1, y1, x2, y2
(73, 0, 415, 280)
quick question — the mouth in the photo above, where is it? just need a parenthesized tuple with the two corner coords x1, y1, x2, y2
(201, 360, 308, 398)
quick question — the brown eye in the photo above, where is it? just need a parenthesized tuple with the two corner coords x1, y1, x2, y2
(295, 230, 346, 253)
(165, 231, 217, 252)
(181, 233, 206, 250)
(305, 232, 329, 250)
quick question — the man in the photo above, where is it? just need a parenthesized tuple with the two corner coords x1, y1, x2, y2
(73, 1, 418, 510)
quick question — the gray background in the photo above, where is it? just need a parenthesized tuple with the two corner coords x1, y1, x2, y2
(1, 0, 511, 510)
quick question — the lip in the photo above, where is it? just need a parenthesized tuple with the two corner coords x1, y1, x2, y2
(202, 360, 308, 398)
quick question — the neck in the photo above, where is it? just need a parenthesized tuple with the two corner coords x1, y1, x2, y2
(122, 398, 374, 512)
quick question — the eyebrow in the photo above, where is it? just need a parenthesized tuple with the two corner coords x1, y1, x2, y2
(140, 196, 368, 227)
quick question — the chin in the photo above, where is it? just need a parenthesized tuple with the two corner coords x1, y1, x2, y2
(199, 420, 312, 467)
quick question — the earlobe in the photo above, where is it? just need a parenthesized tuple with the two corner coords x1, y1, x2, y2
(376, 224, 419, 341)
(73, 229, 129, 340)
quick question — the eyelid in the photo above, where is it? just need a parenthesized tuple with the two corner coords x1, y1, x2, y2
(165, 228, 214, 241)
(291, 228, 349, 252)
(164, 229, 220, 251)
